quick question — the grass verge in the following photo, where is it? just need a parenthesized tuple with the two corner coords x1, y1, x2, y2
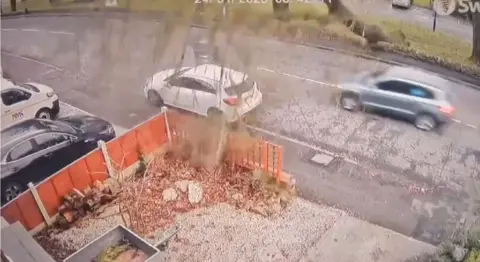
(413, 0, 431, 8)
(2, 0, 478, 77)
(1, 0, 101, 13)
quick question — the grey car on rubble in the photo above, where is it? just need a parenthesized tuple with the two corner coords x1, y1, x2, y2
(338, 66, 456, 132)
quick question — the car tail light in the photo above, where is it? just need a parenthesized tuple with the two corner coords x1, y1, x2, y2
(223, 97, 238, 106)
(439, 105, 455, 116)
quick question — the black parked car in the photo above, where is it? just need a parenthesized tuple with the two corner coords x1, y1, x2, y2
(0, 115, 116, 203)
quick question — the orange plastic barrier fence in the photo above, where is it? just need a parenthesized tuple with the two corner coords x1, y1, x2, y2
(1, 148, 109, 231)
(227, 137, 284, 182)
(1, 111, 285, 231)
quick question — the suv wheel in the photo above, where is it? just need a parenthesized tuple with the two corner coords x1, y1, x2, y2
(415, 114, 436, 131)
(340, 94, 360, 111)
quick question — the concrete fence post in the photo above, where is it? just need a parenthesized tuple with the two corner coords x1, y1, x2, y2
(28, 182, 52, 226)
(161, 106, 172, 143)
(98, 140, 115, 178)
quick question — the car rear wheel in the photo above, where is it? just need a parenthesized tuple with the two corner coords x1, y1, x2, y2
(415, 114, 437, 131)
(147, 90, 164, 107)
(2, 181, 23, 203)
(35, 108, 52, 119)
(340, 94, 361, 111)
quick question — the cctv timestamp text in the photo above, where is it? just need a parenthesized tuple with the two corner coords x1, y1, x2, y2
(195, 0, 312, 4)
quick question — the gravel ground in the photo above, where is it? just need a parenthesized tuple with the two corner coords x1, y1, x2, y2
(51, 204, 126, 252)
(37, 198, 344, 261)
(166, 199, 344, 262)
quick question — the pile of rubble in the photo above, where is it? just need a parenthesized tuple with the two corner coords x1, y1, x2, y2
(118, 152, 295, 237)
(34, 150, 294, 261)
(56, 180, 119, 228)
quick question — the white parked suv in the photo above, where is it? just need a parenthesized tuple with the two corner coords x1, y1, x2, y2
(144, 64, 263, 122)
(1, 78, 60, 130)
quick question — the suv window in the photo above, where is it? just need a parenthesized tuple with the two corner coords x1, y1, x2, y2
(7, 140, 36, 162)
(376, 80, 411, 95)
(168, 77, 191, 88)
(34, 133, 72, 151)
(190, 79, 215, 93)
(1, 89, 31, 106)
(376, 80, 434, 99)
(408, 86, 434, 99)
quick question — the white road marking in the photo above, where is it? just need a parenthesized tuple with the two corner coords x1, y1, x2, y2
(452, 118, 461, 123)
(256, 67, 337, 87)
(247, 125, 335, 156)
(248, 124, 360, 165)
(48, 31, 75, 35)
(21, 28, 41, 32)
(466, 124, 478, 129)
(2, 28, 74, 35)
(60, 102, 128, 136)
(36, 68, 57, 78)
(1, 51, 64, 71)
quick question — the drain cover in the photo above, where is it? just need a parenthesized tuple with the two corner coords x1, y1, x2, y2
(310, 153, 334, 166)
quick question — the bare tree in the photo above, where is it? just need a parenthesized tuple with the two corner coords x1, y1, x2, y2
(324, 0, 404, 45)
(10, 0, 16, 12)
(471, 1, 480, 64)
(272, 1, 290, 20)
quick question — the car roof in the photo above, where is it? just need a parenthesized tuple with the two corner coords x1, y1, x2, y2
(183, 64, 248, 88)
(382, 66, 451, 91)
(1, 119, 74, 147)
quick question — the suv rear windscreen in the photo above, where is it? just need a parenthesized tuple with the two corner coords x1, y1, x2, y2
(225, 78, 255, 96)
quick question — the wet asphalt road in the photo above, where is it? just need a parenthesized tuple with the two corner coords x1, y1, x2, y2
(1, 13, 480, 245)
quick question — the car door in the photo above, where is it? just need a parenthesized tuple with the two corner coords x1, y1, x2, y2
(164, 77, 197, 111)
(189, 79, 218, 116)
(362, 79, 417, 118)
(1, 139, 38, 179)
(31, 132, 80, 179)
(1, 88, 32, 128)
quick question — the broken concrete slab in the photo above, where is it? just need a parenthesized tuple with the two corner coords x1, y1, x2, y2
(311, 153, 335, 166)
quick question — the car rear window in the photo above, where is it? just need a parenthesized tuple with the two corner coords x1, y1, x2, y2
(225, 78, 255, 96)
(19, 84, 40, 92)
